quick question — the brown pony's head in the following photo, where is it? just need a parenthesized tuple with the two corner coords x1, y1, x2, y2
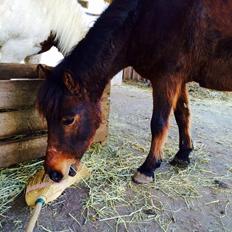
(37, 65, 101, 182)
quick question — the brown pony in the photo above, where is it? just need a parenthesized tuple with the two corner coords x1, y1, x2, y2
(37, 0, 232, 184)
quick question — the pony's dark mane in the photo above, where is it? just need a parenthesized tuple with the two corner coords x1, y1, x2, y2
(64, 0, 139, 75)
(37, 0, 139, 119)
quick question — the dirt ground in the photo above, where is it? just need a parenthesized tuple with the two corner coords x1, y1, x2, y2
(1, 83, 232, 232)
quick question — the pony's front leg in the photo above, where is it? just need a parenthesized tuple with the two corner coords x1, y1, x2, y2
(133, 77, 182, 184)
(170, 84, 194, 167)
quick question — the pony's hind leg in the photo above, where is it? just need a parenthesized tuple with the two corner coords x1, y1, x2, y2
(133, 77, 182, 184)
(170, 84, 194, 167)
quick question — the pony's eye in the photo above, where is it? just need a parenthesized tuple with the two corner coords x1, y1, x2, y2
(62, 117, 75, 126)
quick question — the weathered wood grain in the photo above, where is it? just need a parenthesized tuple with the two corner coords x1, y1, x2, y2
(0, 63, 37, 80)
(0, 136, 47, 168)
(123, 67, 133, 81)
(0, 108, 46, 139)
(0, 79, 42, 110)
(123, 67, 143, 81)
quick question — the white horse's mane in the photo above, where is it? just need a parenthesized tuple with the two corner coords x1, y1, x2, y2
(43, 0, 89, 55)
(0, 0, 89, 62)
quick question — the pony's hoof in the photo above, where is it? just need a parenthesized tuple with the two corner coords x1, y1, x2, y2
(169, 157, 189, 168)
(132, 171, 153, 184)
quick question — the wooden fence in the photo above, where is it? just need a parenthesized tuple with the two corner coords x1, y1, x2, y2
(123, 67, 150, 85)
(0, 64, 110, 167)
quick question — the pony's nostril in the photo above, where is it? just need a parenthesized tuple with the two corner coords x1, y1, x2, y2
(68, 164, 77, 177)
(48, 170, 63, 182)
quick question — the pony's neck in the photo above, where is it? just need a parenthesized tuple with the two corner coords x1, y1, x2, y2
(43, 0, 89, 55)
(66, 0, 139, 101)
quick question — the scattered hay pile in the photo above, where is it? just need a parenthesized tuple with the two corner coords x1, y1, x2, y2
(81, 137, 232, 231)
(0, 136, 231, 230)
(0, 161, 43, 217)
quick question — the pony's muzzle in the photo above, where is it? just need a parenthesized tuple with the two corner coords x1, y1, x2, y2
(45, 147, 78, 181)
(46, 166, 76, 182)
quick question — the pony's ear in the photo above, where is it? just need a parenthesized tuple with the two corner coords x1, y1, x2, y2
(63, 72, 80, 95)
(37, 64, 53, 79)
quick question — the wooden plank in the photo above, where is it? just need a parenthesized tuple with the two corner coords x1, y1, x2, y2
(132, 69, 142, 81)
(0, 79, 42, 110)
(123, 67, 139, 81)
(0, 136, 46, 168)
(0, 63, 37, 80)
(123, 67, 133, 81)
(0, 108, 46, 139)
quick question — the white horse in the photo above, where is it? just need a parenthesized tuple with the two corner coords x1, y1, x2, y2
(0, 0, 90, 63)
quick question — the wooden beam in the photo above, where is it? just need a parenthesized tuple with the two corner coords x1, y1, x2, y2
(123, 67, 133, 81)
(0, 108, 46, 139)
(0, 63, 37, 80)
(0, 136, 47, 168)
(0, 79, 42, 110)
